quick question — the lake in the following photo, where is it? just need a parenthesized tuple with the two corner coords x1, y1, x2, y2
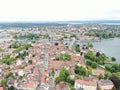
(78, 38, 120, 63)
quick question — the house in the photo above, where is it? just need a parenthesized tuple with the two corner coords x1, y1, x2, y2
(98, 80, 114, 90)
(74, 79, 97, 90)
(56, 82, 70, 90)
(69, 67, 75, 80)
(92, 69, 105, 76)
(15, 81, 38, 90)
(48, 60, 64, 77)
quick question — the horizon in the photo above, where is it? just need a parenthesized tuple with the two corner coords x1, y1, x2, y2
(1, 20, 120, 23)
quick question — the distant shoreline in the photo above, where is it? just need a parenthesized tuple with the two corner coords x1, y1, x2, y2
(1, 20, 120, 24)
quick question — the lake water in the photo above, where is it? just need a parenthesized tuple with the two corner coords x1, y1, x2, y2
(78, 38, 120, 63)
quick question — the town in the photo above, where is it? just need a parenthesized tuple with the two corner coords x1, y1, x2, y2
(0, 23, 120, 90)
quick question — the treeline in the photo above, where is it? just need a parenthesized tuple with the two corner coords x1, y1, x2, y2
(85, 50, 120, 79)
(85, 51, 108, 66)
(12, 44, 31, 53)
(86, 29, 120, 39)
(0, 55, 15, 65)
(14, 33, 40, 40)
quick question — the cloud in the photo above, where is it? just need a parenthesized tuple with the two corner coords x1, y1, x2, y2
(0, 0, 120, 21)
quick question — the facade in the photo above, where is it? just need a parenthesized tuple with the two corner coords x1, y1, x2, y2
(74, 79, 97, 90)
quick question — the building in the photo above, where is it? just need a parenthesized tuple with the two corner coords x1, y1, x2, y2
(98, 80, 114, 90)
(92, 69, 105, 76)
(74, 79, 97, 90)
(56, 82, 70, 90)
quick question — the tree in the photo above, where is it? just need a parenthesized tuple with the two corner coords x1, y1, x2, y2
(74, 44, 81, 53)
(104, 72, 112, 79)
(98, 74, 104, 79)
(59, 53, 71, 61)
(51, 69, 55, 77)
(5, 72, 14, 79)
(8, 86, 15, 90)
(111, 57, 116, 61)
(105, 64, 112, 71)
(59, 68, 70, 82)
(55, 77, 60, 84)
(1, 78, 8, 86)
(0, 55, 15, 65)
(96, 52, 100, 57)
(98, 54, 107, 65)
(91, 62, 97, 68)
(70, 87, 75, 90)
(86, 59, 92, 66)
(84, 51, 94, 60)
(75, 66, 86, 76)
(87, 43, 93, 48)
(55, 68, 70, 84)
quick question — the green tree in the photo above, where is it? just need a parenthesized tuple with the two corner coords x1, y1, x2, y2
(96, 54, 107, 65)
(84, 51, 94, 60)
(74, 44, 81, 53)
(104, 72, 112, 79)
(55, 77, 60, 84)
(75, 66, 86, 76)
(111, 57, 116, 62)
(86, 59, 92, 66)
(91, 62, 97, 68)
(98, 74, 104, 79)
(0, 55, 15, 65)
(59, 68, 70, 82)
(55, 68, 70, 84)
(59, 53, 71, 61)
(8, 86, 15, 90)
(51, 69, 55, 77)
(1, 78, 8, 86)
(70, 87, 75, 90)
(87, 43, 93, 48)
(5, 72, 14, 79)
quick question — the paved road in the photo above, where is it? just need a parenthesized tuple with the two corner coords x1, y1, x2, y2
(69, 38, 76, 50)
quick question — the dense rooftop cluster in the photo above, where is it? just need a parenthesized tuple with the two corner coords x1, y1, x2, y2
(0, 23, 120, 90)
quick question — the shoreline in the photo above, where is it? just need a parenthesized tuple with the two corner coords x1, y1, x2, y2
(77, 37, 120, 43)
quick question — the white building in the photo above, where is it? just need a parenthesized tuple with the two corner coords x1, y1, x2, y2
(74, 79, 97, 90)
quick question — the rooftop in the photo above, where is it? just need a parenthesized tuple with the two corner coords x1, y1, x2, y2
(98, 80, 114, 86)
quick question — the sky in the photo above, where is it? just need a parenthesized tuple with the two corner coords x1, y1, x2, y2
(0, 0, 120, 22)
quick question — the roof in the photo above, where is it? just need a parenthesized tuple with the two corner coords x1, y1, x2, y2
(92, 69, 105, 75)
(75, 79, 97, 86)
(56, 82, 69, 90)
(0, 87, 3, 90)
(98, 80, 114, 86)
(49, 61, 64, 70)
(22, 81, 36, 88)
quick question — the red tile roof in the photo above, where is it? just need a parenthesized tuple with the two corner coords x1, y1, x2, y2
(0, 87, 3, 90)
(92, 69, 105, 75)
(56, 82, 69, 90)
(75, 79, 97, 86)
